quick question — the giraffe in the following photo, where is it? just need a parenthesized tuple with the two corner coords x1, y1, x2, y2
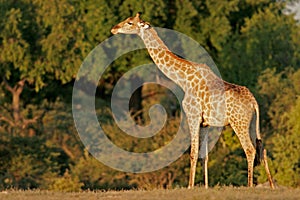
(111, 13, 274, 189)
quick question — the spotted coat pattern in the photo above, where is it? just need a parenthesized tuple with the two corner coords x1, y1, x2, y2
(111, 13, 263, 188)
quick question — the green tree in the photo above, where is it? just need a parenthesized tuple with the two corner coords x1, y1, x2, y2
(49, 170, 83, 192)
(0, 136, 65, 189)
(0, 0, 85, 135)
(1, 0, 299, 190)
(220, 2, 298, 89)
(71, 150, 133, 190)
(257, 69, 300, 187)
(0, 0, 88, 190)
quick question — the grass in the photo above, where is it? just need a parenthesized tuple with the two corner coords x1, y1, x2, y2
(1, 187, 300, 200)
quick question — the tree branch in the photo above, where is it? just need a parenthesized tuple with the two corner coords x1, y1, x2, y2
(0, 113, 15, 127)
(21, 116, 39, 129)
(62, 134, 76, 160)
(2, 78, 14, 93)
(14, 79, 26, 96)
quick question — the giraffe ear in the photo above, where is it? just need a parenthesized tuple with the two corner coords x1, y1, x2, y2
(135, 12, 142, 20)
(144, 22, 151, 29)
(137, 21, 151, 29)
(135, 12, 151, 29)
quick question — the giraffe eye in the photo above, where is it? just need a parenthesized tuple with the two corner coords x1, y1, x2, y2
(127, 22, 133, 25)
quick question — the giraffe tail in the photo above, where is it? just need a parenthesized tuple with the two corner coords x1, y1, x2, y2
(252, 102, 264, 165)
(255, 138, 263, 165)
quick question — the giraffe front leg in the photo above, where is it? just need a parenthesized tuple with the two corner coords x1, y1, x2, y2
(202, 132, 209, 189)
(188, 130, 200, 189)
(182, 96, 202, 189)
(204, 153, 208, 189)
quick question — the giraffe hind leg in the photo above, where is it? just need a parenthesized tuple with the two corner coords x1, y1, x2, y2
(263, 149, 275, 189)
(247, 149, 255, 187)
(230, 122, 256, 187)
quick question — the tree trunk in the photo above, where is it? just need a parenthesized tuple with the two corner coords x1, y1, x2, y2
(3, 79, 24, 123)
(12, 89, 21, 124)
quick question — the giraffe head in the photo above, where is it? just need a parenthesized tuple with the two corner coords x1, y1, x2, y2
(111, 13, 151, 35)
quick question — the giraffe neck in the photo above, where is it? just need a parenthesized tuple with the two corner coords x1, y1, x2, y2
(138, 27, 189, 90)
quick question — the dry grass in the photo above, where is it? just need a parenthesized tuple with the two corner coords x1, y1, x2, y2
(1, 187, 300, 200)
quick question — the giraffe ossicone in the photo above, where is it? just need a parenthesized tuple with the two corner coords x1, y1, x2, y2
(111, 13, 274, 189)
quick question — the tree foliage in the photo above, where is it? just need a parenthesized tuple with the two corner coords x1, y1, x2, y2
(0, 0, 299, 190)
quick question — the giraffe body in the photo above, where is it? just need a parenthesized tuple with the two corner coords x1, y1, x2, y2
(111, 13, 273, 188)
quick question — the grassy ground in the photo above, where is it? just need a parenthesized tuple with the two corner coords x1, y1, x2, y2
(1, 187, 300, 200)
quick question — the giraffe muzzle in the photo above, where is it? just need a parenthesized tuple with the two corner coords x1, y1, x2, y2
(111, 25, 120, 34)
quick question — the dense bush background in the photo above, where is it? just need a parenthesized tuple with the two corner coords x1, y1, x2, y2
(0, 0, 299, 191)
